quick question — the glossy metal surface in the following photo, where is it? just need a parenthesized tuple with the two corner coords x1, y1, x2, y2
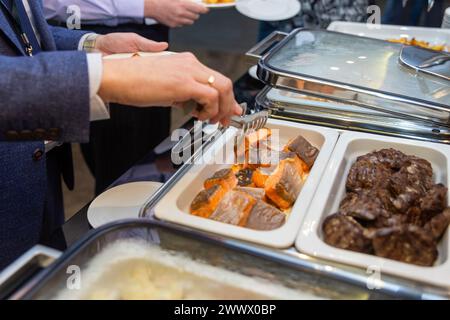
(256, 29, 450, 127)
(256, 86, 450, 144)
(0, 246, 61, 299)
(400, 45, 450, 82)
(10, 220, 398, 300)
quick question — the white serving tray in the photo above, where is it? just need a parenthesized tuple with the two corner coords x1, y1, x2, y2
(327, 21, 450, 47)
(296, 131, 450, 288)
(154, 119, 339, 248)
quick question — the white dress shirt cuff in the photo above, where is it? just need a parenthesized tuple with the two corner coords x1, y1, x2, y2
(114, 0, 145, 18)
(86, 53, 110, 121)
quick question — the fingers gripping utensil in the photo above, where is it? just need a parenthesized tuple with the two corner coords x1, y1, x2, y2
(171, 103, 270, 159)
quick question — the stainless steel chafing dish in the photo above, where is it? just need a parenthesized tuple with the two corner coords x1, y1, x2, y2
(138, 29, 450, 299)
(2, 29, 450, 300)
(249, 29, 450, 144)
(0, 220, 395, 300)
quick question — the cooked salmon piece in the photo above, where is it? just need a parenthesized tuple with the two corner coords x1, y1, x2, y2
(234, 128, 273, 168)
(210, 191, 256, 226)
(246, 200, 286, 231)
(235, 187, 265, 199)
(285, 135, 319, 170)
(204, 168, 238, 190)
(253, 168, 269, 188)
(247, 144, 277, 168)
(190, 185, 227, 218)
(265, 158, 304, 210)
(245, 128, 272, 149)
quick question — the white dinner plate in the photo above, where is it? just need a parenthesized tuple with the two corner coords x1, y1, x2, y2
(248, 65, 259, 80)
(236, 0, 300, 21)
(193, 0, 236, 9)
(87, 181, 163, 228)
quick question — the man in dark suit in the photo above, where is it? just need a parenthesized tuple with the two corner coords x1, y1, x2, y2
(43, 0, 210, 194)
(0, 0, 241, 269)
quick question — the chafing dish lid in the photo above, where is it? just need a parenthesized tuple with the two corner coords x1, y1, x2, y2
(258, 29, 450, 125)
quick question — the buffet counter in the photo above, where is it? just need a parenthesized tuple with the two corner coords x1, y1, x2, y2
(2, 26, 450, 300)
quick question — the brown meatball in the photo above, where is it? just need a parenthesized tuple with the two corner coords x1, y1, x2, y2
(339, 190, 392, 222)
(357, 148, 407, 170)
(372, 225, 438, 267)
(420, 184, 448, 222)
(322, 213, 373, 254)
(424, 208, 450, 241)
(389, 160, 433, 213)
(346, 159, 391, 192)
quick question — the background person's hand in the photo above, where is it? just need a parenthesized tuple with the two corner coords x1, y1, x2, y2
(99, 53, 242, 126)
(144, 0, 209, 28)
(95, 33, 168, 56)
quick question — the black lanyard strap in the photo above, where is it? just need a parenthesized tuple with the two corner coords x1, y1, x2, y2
(0, 0, 34, 56)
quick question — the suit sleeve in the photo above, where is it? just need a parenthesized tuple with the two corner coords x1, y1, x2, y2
(49, 25, 90, 51)
(0, 51, 91, 142)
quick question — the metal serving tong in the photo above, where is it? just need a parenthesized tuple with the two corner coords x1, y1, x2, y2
(399, 45, 450, 81)
(402, 0, 435, 12)
(171, 102, 270, 157)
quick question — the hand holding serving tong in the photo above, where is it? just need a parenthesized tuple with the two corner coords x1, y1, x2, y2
(172, 102, 270, 157)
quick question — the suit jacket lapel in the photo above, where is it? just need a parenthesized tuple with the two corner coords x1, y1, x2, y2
(27, 0, 56, 51)
(0, 3, 25, 55)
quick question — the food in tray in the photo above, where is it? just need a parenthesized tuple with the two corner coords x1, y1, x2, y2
(210, 190, 256, 226)
(264, 157, 304, 210)
(190, 185, 227, 218)
(190, 129, 319, 230)
(54, 240, 304, 300)
(388, 37, 448, 52)
(246, 199, 286, 231)
(322, 148, 450, 266)
(286, 135, 319, 170)
(204, 168, 238, 190)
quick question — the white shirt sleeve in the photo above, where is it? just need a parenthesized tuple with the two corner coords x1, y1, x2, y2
(43, 0, 145, 27)
(86, 53, 110, 121)
(78, 34, 110, 121)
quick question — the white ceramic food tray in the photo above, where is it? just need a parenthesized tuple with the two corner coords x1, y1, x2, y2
(154, 119, 339, 248)
(328, 21, 450, 47)
(296, 132, 450, 288)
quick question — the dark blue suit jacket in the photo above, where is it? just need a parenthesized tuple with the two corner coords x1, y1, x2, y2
(0, 0, 91, 269)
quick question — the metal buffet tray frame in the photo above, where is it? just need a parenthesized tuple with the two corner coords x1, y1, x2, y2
(1, 220, 397, 300)
(134, 128, 449, 299)
(136, 30, 450, 299)
(256, 86, 450, 144)
(250, 29, 450, 129)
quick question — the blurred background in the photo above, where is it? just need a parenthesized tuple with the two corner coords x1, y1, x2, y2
(64, 0, 450, 219)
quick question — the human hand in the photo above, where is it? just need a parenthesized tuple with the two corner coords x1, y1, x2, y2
(99, 53, 242, 126)
(144, 0, 209, 28)
(95, 33, 168, 56)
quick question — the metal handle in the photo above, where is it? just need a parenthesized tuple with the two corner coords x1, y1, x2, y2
(171, 103, 248, 159)
(0, 245, 61, 299)
(246, 31, 289, 64)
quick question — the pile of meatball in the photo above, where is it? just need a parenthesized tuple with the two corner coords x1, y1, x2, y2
(322, 149, 450, 266)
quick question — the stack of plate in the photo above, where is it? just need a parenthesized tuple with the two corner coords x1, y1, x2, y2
(442, 7, 450, 28)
